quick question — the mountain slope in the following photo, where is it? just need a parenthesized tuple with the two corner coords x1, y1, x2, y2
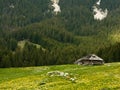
(0, 0, 120, 67)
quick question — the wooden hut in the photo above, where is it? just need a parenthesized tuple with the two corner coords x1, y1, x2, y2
(74, 54, 104, 65)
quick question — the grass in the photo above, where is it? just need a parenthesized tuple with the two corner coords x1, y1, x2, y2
(0, 63, 120, 90)
(18, 40, 45, 50)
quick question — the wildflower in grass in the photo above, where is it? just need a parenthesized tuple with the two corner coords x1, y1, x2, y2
(70, 77, 76, 83)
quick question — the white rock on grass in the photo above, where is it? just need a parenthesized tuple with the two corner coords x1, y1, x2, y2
(47, 71, 76, 83)
(47, 71, 69, 77)
(64, 73, 69, 77)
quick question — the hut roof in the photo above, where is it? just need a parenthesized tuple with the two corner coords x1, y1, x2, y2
(75, 54, 103, 64)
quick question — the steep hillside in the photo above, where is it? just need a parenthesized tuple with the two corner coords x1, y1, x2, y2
(0, 0, 120, 33)
(0, 0, 120, 67)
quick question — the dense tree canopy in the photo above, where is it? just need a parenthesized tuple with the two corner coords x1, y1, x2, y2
(0, 0, 120, 67)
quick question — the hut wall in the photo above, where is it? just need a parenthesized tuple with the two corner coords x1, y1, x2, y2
(92, 61, 103, 65)
(82, 60, 91, 65)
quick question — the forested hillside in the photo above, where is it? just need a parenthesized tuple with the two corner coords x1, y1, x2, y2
(0, 0, 120, 67)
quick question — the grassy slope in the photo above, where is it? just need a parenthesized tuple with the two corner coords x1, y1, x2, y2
(0, 63, 120, 90)
(18, 40, 43, 49)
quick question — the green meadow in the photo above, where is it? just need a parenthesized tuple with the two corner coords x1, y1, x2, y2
(0, 63, 120, 90)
